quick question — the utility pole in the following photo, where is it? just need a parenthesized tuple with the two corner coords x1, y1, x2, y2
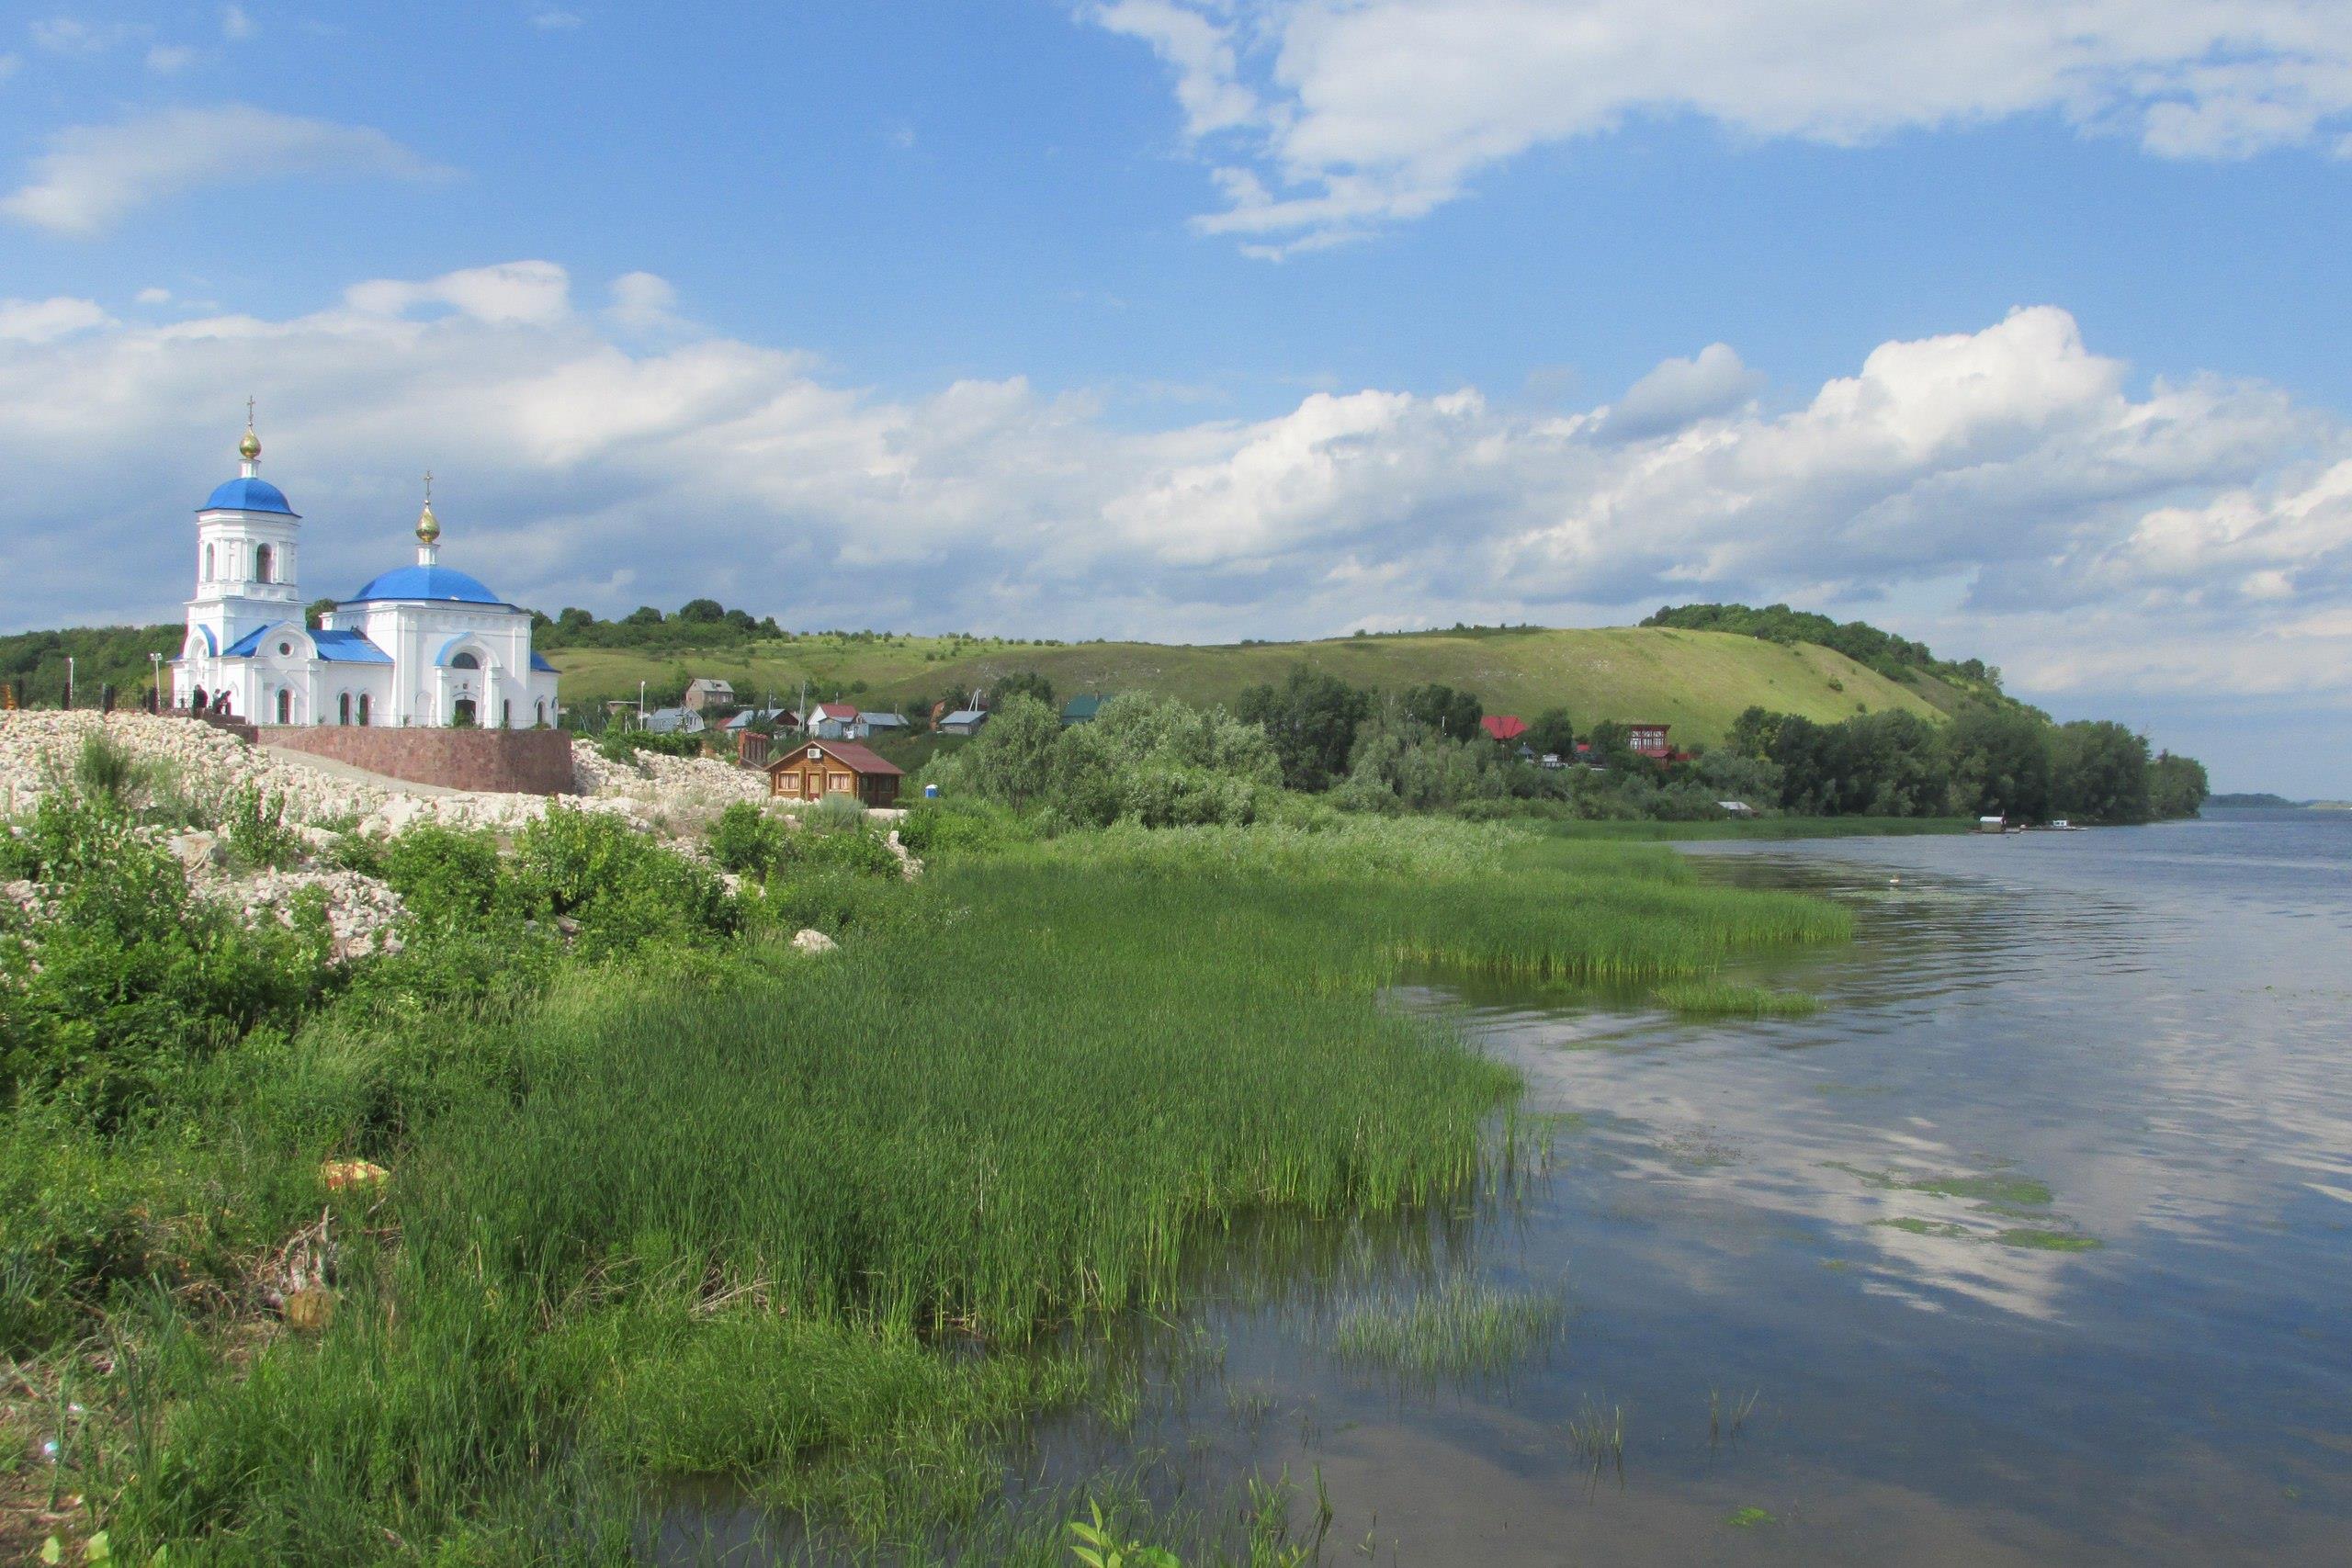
(65, 656, 74, 710)
(639, 679, 647, 728)
(151, 651, 162, 711)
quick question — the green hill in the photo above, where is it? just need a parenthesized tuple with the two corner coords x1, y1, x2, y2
(549, 625, 1957, 745)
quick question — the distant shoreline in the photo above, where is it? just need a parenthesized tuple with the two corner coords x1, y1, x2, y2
(2206, 794, 2351, 811)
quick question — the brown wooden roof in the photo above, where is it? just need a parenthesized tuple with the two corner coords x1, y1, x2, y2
(763, 738, 904, 776)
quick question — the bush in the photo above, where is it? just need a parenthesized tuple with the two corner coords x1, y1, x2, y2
(709, 802, 789, 876)
(0, 795, 330, 1128)
(380, 825, 504, 925)
(223, 782, 305, 870)
(514, 807, 735, 956)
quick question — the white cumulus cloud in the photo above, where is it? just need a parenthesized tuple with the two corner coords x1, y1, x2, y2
(1091, 1, 2352, 251)
(0, 296, 113, 343)
(2, 105, 448, 236)
(0, 266, 2346, 750)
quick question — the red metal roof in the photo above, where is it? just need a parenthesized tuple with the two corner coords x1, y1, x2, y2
(816, 702, 859, 719)
(1480, 714, 1528, 741)
(764, 738, 903, 776)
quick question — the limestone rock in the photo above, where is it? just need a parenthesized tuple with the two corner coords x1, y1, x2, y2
(791, 927, 839, 954)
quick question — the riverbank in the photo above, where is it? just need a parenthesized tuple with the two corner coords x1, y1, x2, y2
(5, 750, 1852, 1561)
(1542, 816, 1976, 841)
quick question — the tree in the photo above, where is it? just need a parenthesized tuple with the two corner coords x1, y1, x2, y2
(2052, 720, 2153, 824)
(622, 605, 664, 627)
(677, 598, 726, 623)
(305, 597, 337, 628)
(2150, 750, 2211, 819)
(1583, 719, 1638, 769)
(1401, 682, 1483, 738)
(1525, 707, 1576, 759)
(1944, 705, 2052, 821)
(1726, 705, 1782, 761)
(1234, 668, 1372, 793)
(956, 694, 1061, 811)
(995, 670, 1057, 711)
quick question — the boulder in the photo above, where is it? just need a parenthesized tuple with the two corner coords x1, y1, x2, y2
(791, 928, 839, 954)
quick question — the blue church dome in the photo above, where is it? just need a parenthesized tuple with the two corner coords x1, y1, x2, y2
(200, 476, 298, 515)
(345, 564, 506, 604)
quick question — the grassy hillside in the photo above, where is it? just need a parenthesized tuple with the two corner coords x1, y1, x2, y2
(550, 626, 1953, 746)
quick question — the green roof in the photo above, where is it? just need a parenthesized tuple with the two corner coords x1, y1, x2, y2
(1061, 694, 1108, 723)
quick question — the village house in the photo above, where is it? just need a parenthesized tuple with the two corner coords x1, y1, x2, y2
(639, 706, 704, 736)
(1480, 714, 1527, 744)
(1626, 723, 1673, 759)
(809, 701, 864, 739)
(1061, 694, 1107, 726)
(683, 677, 736, 713)
(765, 738, 904, 807)
(937, 707, 988, 736)
(722, 705, 797, 734)
(859, 710, 910, 736)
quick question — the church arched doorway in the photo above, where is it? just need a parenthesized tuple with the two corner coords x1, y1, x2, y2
(453, 697, 477, 728)
(276, 688, 291, 724)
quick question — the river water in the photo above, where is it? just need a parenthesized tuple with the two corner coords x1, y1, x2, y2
(685, 809, 2352, 1563)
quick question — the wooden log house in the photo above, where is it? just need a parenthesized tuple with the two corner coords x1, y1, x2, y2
(764, 737, 904, 807)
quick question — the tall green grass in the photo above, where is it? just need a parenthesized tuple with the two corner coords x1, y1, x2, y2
(96, 816, 1853, 1559)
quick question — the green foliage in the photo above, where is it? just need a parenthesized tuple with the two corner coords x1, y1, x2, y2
(993, 669, 1057, 710)
(893, 799, 1032, 859)
(1524, 707, 1576, 759)
(0, 795, 330, 1130)
(536, 599, 781, 651)
(0, 623, 179, 709)
(379, 825, 503, 924)
(512, 807, 734, 955)
(72, 731, 151, 809)
(1644, 601, 2001, 693)
(947, 694, 1063, 812)
(1330, 1274, 1566, 1378)
(1400, 682, 1483, 739)
(2150, 750, 2211, 819)
(222, 783, 304, 871)
(2052, 719, 2153, 824)
(1944, 705, 2055, 821)
(1233, 667, 1373, 793)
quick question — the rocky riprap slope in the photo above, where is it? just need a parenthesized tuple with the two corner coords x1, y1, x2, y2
(2, 712, 775, 956)
(0, 712, 765, 833)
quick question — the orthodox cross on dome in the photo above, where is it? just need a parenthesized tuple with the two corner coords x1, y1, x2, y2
(237, 396, 261, 474)
(415, 468, 443, 564)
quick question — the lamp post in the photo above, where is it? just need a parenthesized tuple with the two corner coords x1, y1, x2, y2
(638, 679, 647, 728)
(65, 656, 74, 710)
(151, 651, 162, 712)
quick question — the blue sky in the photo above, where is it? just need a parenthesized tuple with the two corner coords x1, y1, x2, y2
(4, 2, 2350, 792)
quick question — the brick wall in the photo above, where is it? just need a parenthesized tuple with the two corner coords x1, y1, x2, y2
(267, 726, 577, 795)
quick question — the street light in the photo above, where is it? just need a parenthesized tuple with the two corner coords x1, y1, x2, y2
(65, 656, 74, 710)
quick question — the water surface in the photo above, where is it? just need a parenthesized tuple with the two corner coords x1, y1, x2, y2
(691, 810, 2352, 1563)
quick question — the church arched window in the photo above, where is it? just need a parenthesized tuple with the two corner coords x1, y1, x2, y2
(450, 650, 481, 670)
(338, 693, 351, 726)
(535, 698, 546, 727)
(357, 694, 371, 727)
(502, 699, 512, 728)
(203, 544, 214, 580)
(255, 545, 273, 583)
(276, 688, 291, 724)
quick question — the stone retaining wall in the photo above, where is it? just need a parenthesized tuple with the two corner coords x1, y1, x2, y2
(267, 726, 577, 795)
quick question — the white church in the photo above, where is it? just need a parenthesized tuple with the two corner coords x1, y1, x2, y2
(174, 420, 560, 729)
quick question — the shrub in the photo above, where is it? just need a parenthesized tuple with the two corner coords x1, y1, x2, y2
(0, 795, 330, 1128)
(514, 806, 735, 955)
(72, 729, 150, 809)
(380, 825, 504, 925)
(223, 782, 305, 870)
(708, 801, 789, 876)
